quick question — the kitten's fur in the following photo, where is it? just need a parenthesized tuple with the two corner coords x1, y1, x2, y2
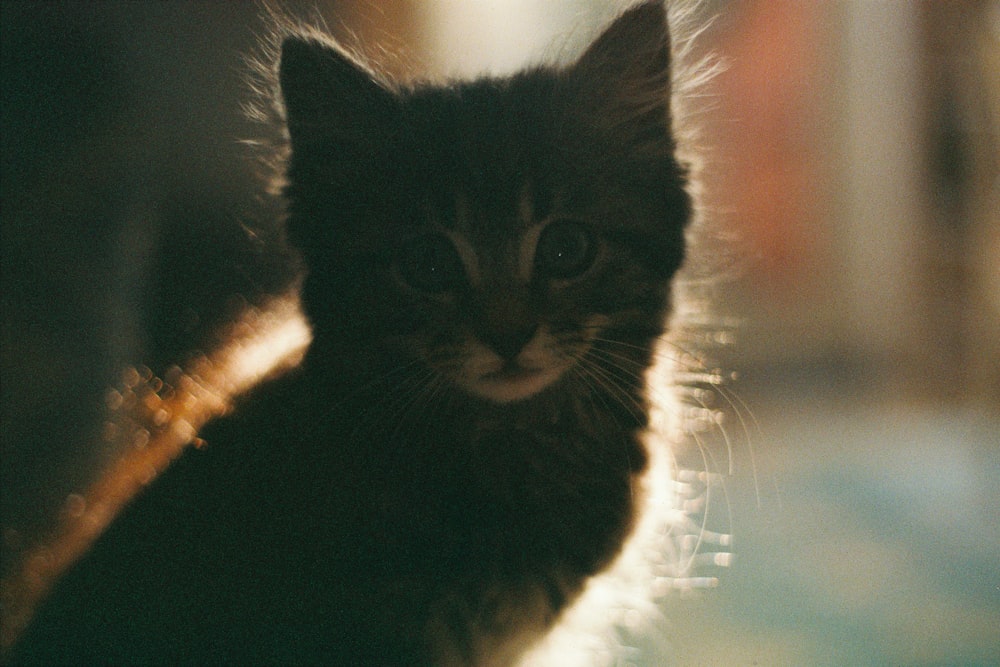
(13, 3, 693, 664)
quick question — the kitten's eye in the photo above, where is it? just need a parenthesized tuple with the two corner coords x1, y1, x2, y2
(396, 234, 465, 293)
(535, 220, 596, 280)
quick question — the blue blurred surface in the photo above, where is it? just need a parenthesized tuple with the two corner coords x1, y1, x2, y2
(668, 375, 1000, 666)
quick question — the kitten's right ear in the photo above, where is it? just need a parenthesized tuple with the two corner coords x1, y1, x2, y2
(565, 1, 674, 145)
(278, 36, 397, 149)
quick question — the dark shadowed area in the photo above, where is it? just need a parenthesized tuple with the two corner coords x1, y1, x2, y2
(2, 1, 296, 563)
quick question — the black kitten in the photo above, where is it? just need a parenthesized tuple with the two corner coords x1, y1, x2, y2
(13, 2, 692, 664)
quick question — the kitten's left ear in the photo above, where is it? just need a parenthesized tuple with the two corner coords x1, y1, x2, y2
(567, 1, 673, 138)
(278, 36, 397, 151)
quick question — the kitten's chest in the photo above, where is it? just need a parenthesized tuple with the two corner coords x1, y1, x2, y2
(340, 396, 647, 665)
(346, 392, 644, 552)
(251, 375, 648, 662)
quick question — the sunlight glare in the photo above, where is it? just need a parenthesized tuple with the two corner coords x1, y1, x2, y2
(1, 293, 312, 652)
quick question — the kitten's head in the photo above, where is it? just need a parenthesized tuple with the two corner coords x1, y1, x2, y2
(278, 1, 690, 404)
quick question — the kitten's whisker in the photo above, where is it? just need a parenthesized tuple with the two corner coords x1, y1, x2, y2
(674, 424, 728, 575)
(567, 365, 616, 427)
(575, 356, 645, 425)
(594, 335, 753, 477)
(566, 366, 641, 504)
(660, 334, 767, 508)
(314, 357, 427, 434)
(588, 340, 738, 573)
(586, 346, 655, 389)
(343, 363, 438, 444)
(372, 366, 442, 441)
(389, 370, 449, 444)
(586, 344, 647, 375)
(709, 384, 764, 507)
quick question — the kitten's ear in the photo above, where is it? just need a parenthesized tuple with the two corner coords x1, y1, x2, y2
(278, 36, 397, 149)
(567, 1, 673, 138)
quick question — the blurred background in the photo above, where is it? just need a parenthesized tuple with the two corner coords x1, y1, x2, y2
(2, 1, 998, 664)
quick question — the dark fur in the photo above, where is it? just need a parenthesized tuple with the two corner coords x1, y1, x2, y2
(13, 3, 691, 664)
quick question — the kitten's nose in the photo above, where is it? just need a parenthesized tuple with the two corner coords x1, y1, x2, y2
(481, 323, 539, 360)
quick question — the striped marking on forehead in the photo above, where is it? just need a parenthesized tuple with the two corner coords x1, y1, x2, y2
(428, 182, 538, 246)
(518, 182, 536, 230)
(516, 183, 543, 285)
(428, 183, 546, 288)
(443, 182, 537, 234)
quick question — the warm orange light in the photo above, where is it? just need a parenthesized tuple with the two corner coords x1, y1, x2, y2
(0, 293, 311, 652)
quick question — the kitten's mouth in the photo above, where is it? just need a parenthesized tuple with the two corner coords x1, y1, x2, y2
(483, 363, 540, 382)
(472, 362, 563, 404)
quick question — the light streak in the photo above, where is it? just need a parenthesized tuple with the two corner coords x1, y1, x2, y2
(0, 293, 311, 652)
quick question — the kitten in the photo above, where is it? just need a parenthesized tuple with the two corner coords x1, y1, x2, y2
(12, 2, 695, 664)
